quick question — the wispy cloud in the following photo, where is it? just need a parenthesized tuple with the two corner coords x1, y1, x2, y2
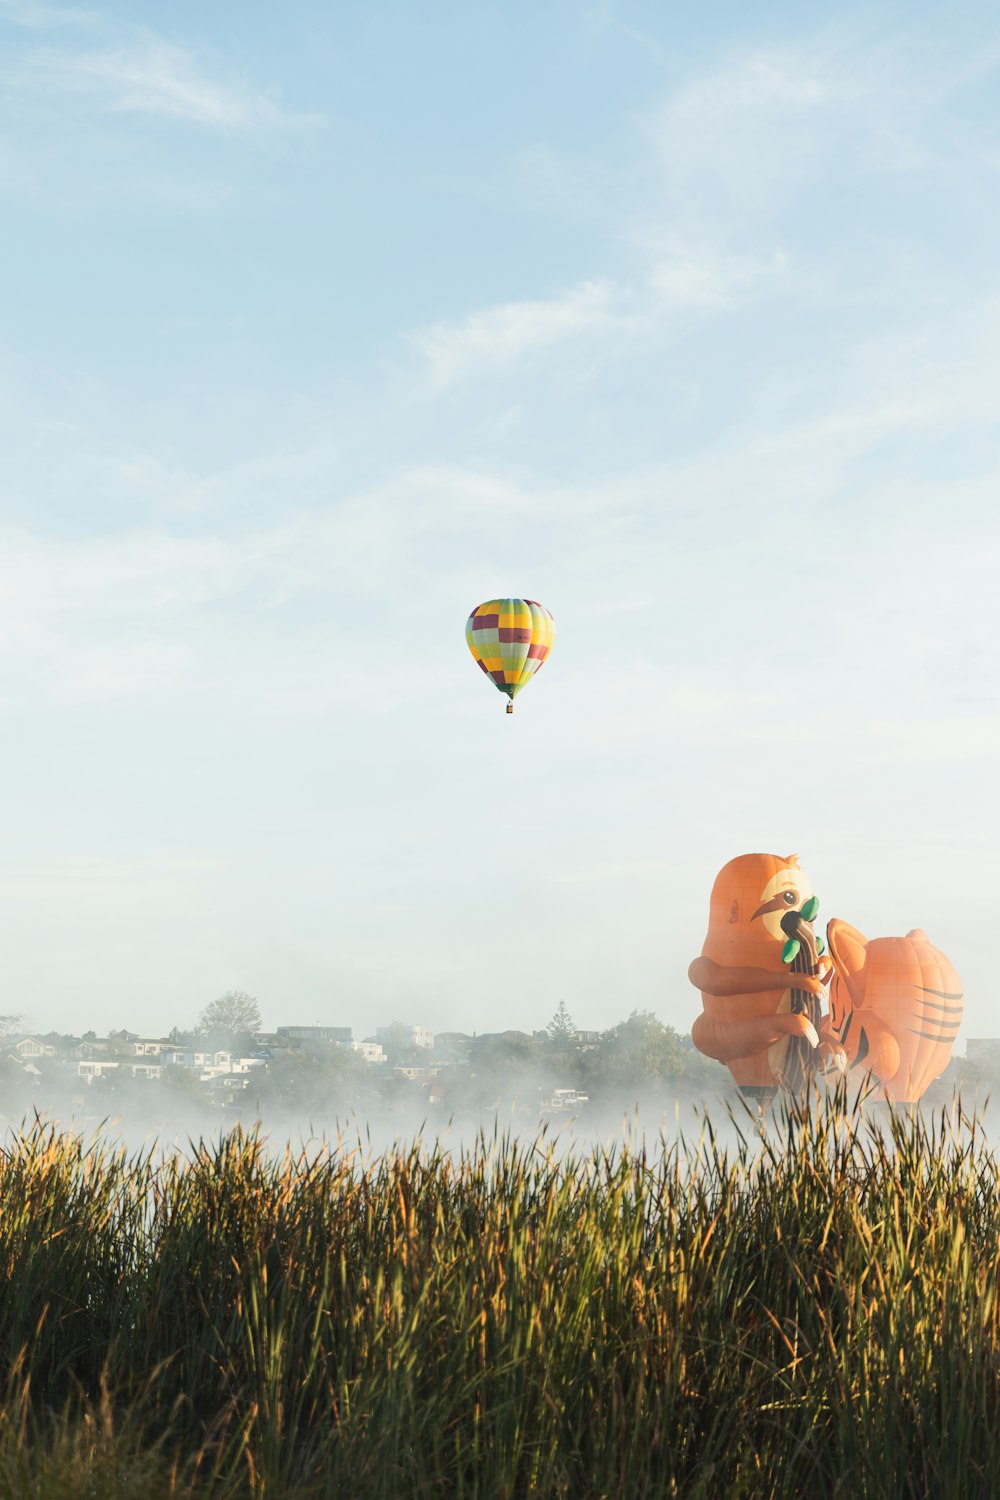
(581, 1, 672, 65)
(411, 279, 633, 392)
(646, 240, 787, 308)
(408, 239, 784, 397)
(649, 42, 849, 217)
(0, 0, 96, 28)
(645, 27, 996, 219)
(31, 36, 322, 128)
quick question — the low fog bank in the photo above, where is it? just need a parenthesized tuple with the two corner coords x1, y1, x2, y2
(5, 994, 996, 1159)
(0, 1063, 735, 1159)
(1, 1005, 734, 1154)
(3, 1051, 996, 1163)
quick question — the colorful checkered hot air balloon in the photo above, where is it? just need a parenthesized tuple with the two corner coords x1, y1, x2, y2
(466, 598, 555, 713)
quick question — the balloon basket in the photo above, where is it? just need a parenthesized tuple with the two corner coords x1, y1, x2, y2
(506, 702, 513, 714)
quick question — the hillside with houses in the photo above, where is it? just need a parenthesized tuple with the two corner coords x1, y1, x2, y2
(0, 995, 730, 1128)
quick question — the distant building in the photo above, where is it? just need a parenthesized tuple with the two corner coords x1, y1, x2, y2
(352, 1041, 386, 1064)
(377, 1025, 434, 1051)
(112, 1037, 173, 1059)
(78, 1060, 120, 1082)
(540, 1088, 590, 1114)
(15, 1037, 56, 1059)
(433, 1033, 471, 1063)
(531, 1028, 602, 1048)
(77, 1039, 110, 1060)
(276, 1026, 352, 1045)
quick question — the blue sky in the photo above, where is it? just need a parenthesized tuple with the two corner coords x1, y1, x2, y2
(1, 0, 998, 1041)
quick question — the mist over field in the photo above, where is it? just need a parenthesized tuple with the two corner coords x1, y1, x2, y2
(1, 1012, 728, 1155)
(5, 1026, 996, 1162)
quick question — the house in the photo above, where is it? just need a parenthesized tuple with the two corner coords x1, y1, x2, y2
(78, 1060, 120, 1082)
(205, 1070, 264, 1108)
(173, 1049, 236, 1073)
(231, 1057, 264, 1076)
(77, 1039, 111, 1061)
(432, 1033, 471, 1064)
(108, 1035, 180, 1060)
(197, 1055, 263, 1083)
(352, 1041, 386, 1064)
(15, 1037, 56, 1060)
(130, 1038, 172, 1058)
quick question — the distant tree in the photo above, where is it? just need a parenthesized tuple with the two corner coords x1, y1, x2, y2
(546, 1001, 577, 1048)
(198, 991, 262, 1039)
(0, 1014, 25, 1042)
(583, 1010, 686, 1096)
(463, 1029, 551, 1110)
(675, 1032, 725, 1089)
(256, 1040, 369, 1118)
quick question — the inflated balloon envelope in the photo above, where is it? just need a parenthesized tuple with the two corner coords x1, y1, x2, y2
(688, 853, 832, 1104)
(821, 921, 964, 1104)
(466, 598, 554, 713)
(688, 853, 964, 1107)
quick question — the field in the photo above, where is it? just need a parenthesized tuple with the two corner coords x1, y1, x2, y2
(0, 1094, 997, 1499)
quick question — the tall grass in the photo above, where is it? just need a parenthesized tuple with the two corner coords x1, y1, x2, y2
(1, 1093, 999, 1497)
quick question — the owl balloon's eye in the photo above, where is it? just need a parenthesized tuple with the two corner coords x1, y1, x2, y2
(783, 891, 798, 906)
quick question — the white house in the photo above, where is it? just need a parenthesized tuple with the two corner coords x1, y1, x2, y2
(78, 1060, 120, 1082)
(15, 1038, 56, 1059)
(352, 1041, 387, 1064)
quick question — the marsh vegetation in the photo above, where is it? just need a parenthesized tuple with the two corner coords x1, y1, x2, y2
(0, 1093, 996, 1497)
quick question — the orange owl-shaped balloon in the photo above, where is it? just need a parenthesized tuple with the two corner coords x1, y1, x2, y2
(820, 921, 963, 1103)
(689, 853, 832, 1103)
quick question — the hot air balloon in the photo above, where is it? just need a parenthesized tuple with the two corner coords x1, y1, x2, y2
(688, 853, 834, 1104)
(466, 598, 554, 713)
(820, 921, 963, 1103)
